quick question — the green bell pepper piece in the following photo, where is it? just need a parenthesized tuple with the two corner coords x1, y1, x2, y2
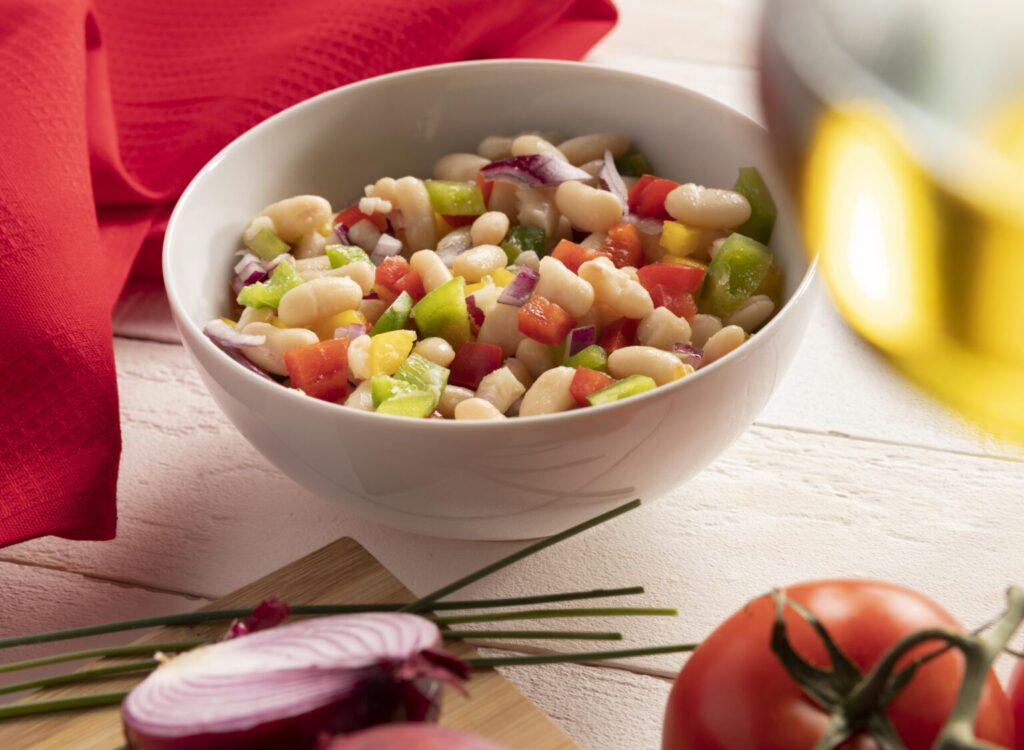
(565, 345, 610, 373)
(376, 390, 437, 418)
(424, 180, 486, 216)
(501, 225, 547, 263)
(326, 244, 371, 268)
(699, 233, 774, 319)
(410, 277, 471, 347)
(370, 291, 413, 336)
(614, 152, 652, 178)
(733, 167, 777, 244)
(245, 227, 290, 261)
(370, 374, 416, 408)
(236, 261, 303, 308)
(394, 353, 449, 408)
(587, 374, 656, 406)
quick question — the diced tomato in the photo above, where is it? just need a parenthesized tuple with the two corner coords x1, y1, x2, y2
(335, 204, 388, 233)
(637, 263, 706, 294)
(648, 285, 699, 319)
(517, 295, 577, 346)
(284, 338, 350, 402)
(449, 342, 504, 389)
(393, 267, 426, 301)
(600, 222, 644, 268)
(442, 214, 477, 228)
(375, 256, 412, 296)
(551, 239, 601, 274)
(476, 169, 494, 204)
(627, 174, 680, 219)
(569, 368, 616, 407)
(598, 317, 639, 353)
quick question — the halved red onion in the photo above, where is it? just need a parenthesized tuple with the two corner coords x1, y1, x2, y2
(371, 233, 403, 265)
(322, 724, 507, 749)
(598, 149, 628, 208)
(496, 266, 539, 307)
(673, 342, 703, 369)
(465, 295, 485, 327)
(565, 326, 597, 357)
(226, 597, 291, 640)
(334, 323, 367, 341)
(479, 155, 591, 188)
(203, 319, 266, 350)
(122, 613, 468, 750)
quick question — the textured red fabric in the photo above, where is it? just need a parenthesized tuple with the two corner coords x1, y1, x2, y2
(0, 0, 617, 547)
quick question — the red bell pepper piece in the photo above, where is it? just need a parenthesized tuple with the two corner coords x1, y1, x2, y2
(393, 267, 426, 301)
(569, 368, 616, 407)
(600, 221, 644, 268)
(375, 256, 412, 297)
(551, 239, 601, 274)
(627, 174, 680, 219)
(598, 318, 639, 353)
(648, 286, 698, 319)
(637, 263, 705, 319)
(517, 295, 577, 346)
(335, 204, 388, 233)
(284, 338, 350, 402)
(449, 342, 504, 389)
(441, 214, 477, 228)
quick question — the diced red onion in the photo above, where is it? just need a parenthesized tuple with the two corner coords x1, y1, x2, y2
(322, 724, 508, 749)
(267, 252, 294, 270)
(230, 277, 244, 297)
(364, 291, 381, 300)
(388, 209, 405, 231)
(465, 295, 485, 327)
(565, 326, 597, 357)
(625, 214, 663, 235)
(334, 323, 367, 341)
(371, 233, 403, 265)
(496, 266, 539, 307)
(479, 155, 592, 188)
(203, 319, 266, 350)
(121, 613, 469, 750)
(599, 149, 628, 208)
(234, 253, 261, 275)
(673, 342, 703, 369)
(332, 219, 351, 245)
(226, 598, 291, 640)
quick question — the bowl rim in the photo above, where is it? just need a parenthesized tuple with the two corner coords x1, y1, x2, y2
(164, 58, 818, 430)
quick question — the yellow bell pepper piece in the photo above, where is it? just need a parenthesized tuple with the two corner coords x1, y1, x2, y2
(464, 275, 495, 297)
(311, 309, 369, 341)
(663, 255, 709, 270)
(219, 317, 237, 328)
(491, 267, 515, 287)
(660, 220, 717, 257)
(370, 330, 417, 376)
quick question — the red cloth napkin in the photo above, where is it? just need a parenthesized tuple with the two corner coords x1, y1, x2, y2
(0, 0, 617, 547)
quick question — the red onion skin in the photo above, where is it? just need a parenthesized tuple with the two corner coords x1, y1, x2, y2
(320, 724, 508, 750)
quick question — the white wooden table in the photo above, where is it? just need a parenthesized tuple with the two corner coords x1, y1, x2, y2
(3, 2, 1024, 747)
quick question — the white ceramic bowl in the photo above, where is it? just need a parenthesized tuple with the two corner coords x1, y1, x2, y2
(164, 60, 815, 540)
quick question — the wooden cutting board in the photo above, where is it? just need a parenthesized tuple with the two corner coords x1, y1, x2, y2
(0, 538, 579, 750)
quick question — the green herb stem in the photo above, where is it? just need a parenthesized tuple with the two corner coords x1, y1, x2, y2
(0, 691, 128, 719)
(467, 642, 698, 668)
(0, 660, 158, 697)
(0, 641, 203, 675)
(434, 606, 676, 626)
(443, 630, 623, 641)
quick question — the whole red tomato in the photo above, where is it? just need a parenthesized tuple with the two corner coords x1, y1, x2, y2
(1010, 659, 1024, 749)
(662, 580, 1014, 749)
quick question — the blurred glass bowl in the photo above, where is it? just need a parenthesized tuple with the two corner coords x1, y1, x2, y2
(761, 0, 1024, 442)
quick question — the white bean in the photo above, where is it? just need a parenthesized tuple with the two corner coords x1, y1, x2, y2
(394, 176, 437, 252)
(578, 257, 653, 320)
(347, 334, 372, 381)
(724, 295, 775, 333)
(240, 323, 318, 376)
(516, 186, 561, 238)
(689, 314, 723, 348)
(515, 251, 540, 272)
(410, 250, 454, 293)
(471, 281, 502, 316)
(237, 306, 274, 329)
(477, 302, 525, 357)
(511, 134, 567, 162)
(358, 196, 392, 215)
(412, 337, 456, 367)
(291, 229, 327, 259)
(478, 135, 513, 160)
(332, 261, 374, 295)
(348, 219, 381, 254)
(455, 397, 506, 421)
(452, 244, 507, 283)
(358, 298, 387, 326)
(665, 184, 751, 230)
(437, 226, 473, 266)
(366, 177, 399, 203)
(608, 346, 689, 385)
(555, 180, 623, 233)
(475, 367, 526, 414)
(557, 133, 630, 166)
(534, 256, 594, 318)
(433, 152, 489, 182)
(515, 338, 556, 378)
(277, 277, 362, 327)
(519, 366, 577, 417)
(553, 214, 573, 245)
(470, 211, 510, 247)
(259, 195, 332, 243)
(578, 159, 605, 178)
(702, 325, 746, 365)
(709, 237, 728, 259)
(504, 357, 535, 389)
(488, 181, 518, 219)
(638, 308, 692, 350)
(438, 385, 475, 418)
(344, 380, 374, 411)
